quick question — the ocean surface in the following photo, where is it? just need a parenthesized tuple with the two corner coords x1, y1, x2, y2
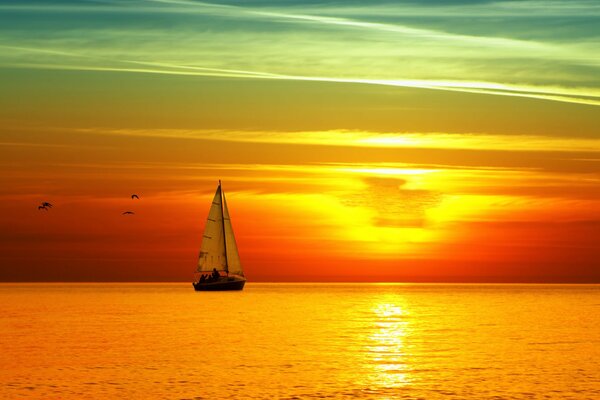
(0, 283, 598, 399)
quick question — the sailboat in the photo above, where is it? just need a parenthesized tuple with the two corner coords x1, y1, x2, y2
(193, 181, 246, 291)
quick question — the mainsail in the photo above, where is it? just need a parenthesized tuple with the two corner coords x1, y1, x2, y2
(197, 182, 244, 276)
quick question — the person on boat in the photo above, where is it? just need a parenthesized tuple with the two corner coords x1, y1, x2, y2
(212, 268, 220, 280)
(199, 274, 206, 283)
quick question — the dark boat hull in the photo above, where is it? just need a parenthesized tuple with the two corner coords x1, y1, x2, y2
(193, 277, 246, 291)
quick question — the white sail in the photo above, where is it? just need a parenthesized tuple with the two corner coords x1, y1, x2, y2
(223, 193, 244, 276)
(197, 186, 226, 273)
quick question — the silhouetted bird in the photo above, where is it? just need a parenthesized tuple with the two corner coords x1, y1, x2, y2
(38, 205, 48, 211)
(131, 194, 139, 200)
(122, 211, 135, 215)
(42, 202, 53, 208)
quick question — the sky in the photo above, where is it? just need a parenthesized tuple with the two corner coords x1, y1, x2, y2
(0, 0, 599, 282)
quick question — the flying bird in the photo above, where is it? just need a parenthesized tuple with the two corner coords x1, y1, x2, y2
(42, 202, 53, 208)
(122, 211, 135, 215)
(131, 194, 139, 200)
(38, 205, 48, 211)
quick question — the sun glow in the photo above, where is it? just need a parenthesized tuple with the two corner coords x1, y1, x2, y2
(228, 164, 505, 259)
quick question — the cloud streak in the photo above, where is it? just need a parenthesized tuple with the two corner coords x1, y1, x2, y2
(1, 0, 599, 106)
(69, 126, 600, 153)
(3, 51, 598, 106)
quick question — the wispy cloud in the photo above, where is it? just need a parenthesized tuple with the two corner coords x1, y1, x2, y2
(1, 0, 598, 106)
(2, 44, 599, 106)
(71, 127, 600, 152)
(146, 0, 596, 58)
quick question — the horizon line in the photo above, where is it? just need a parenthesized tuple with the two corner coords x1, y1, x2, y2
(1, 281, 598, 285)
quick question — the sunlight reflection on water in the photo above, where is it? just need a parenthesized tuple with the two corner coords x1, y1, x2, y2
(367, 302, 410, 388)
(0, 283, 599, 399)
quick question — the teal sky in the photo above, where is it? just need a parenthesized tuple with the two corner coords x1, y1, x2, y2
(1, 0, 599, 105)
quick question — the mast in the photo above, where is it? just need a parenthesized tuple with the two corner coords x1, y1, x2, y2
(219, 180, 229, 274)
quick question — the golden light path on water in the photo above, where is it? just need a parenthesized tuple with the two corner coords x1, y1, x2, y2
(366, 301, 411, 388)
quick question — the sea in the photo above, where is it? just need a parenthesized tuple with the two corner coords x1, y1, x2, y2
(0, 283, 598, 399)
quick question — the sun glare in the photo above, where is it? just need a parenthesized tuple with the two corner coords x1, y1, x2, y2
(365, 300, 411, 388)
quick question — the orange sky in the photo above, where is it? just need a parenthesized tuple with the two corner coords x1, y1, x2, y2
(1, 94, 599, 282)
(1, 1, 599, 282)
